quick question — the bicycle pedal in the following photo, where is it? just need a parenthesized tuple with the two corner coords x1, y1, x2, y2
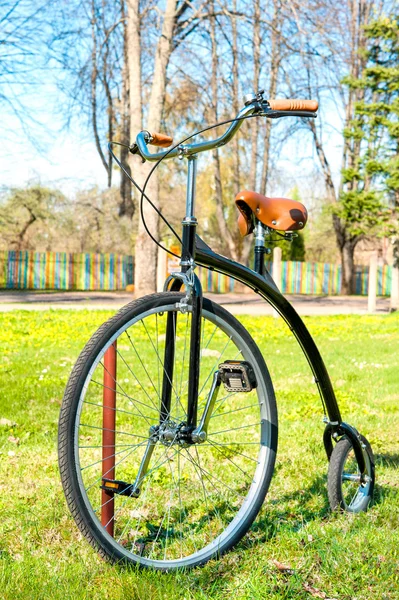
(100, 478, 139, 497)
(218, 360, 257, 392)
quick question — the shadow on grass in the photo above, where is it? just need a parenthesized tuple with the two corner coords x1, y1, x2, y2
(374, 452, 399, 468)
(239, 461, 398, 553)
(237, 473, 330, 550)
(110, 457, 398, 566)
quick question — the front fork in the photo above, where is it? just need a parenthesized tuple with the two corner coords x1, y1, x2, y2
(160, 270, 203, 431)
(129, 272, 207, 495)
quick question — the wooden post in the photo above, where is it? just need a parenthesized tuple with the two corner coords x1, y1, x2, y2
(272, 247, 282, 318)
(157, 245, 167, 292)
(390, 265, 399, 312)
(102, 342, 117, 536)
(368, 251, 378, 313)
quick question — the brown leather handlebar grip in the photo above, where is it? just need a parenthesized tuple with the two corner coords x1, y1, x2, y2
(268, 99, 318, 112)
(149, 132, 174, 147)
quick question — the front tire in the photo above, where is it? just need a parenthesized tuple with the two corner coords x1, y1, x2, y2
(58, 292, 278, 569)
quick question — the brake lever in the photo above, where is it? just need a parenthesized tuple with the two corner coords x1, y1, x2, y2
(129, 142, 146, 163)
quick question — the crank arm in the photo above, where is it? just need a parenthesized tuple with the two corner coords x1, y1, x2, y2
(131, 438, 156, 496)
(100, 438, 156, 498)
(191, 371, 221, 443)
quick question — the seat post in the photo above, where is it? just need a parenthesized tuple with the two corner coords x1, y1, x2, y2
(253, 220, 269, 276)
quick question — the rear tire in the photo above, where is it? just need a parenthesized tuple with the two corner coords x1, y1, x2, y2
(328, 435, 374, 513)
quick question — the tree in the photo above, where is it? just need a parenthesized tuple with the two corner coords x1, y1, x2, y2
(208, 3, 240, 261)
(51, 0, 133, 216)
(291, 0, 386, 293)
(336, 12, 399, 278)
(0, 185, 65, 250)
(354, 15, 399, 207)
(129, 0, 211, 296)
(0, 1, 53, 138)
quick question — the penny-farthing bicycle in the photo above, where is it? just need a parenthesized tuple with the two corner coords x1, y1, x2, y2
(58, 91, 375, 570)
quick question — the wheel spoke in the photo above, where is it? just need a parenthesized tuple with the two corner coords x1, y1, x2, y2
(208, 422, 261, 437)
(91, 378, 158, 416)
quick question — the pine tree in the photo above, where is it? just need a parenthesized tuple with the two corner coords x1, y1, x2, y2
(342, 14, 398, 257)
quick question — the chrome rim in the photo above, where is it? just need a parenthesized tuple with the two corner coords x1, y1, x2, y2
(73, 303, 275, 567)
(341, 443, 372, 512)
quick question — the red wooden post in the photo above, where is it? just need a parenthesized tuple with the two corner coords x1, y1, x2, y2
(101, 341, 117, 536)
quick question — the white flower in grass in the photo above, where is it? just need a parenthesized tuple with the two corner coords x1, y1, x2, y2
(201, 349, 220, 357)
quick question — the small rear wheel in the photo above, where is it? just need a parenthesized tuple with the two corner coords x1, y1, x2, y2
(327, 434, 375, 513)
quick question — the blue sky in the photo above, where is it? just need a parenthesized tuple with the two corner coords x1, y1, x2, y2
(0, 0, 345, 201)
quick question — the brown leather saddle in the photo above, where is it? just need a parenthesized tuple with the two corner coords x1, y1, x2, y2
(235, 190, 308, 236)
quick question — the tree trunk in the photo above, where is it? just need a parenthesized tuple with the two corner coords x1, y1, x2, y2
(90, 0, 109, 180)
(336, 0, 373, 292)
(260, 0, 280, 196)
(130, 0, 177, 296)
(249, 0, 260, 192)
(119, 0, 133, 218)
(340, 240, 356, 295)
(231, 0, 240, 196)
(15, 209, 37, 250)
(210, 7, 238, 261)
(241, 0, 261, 267)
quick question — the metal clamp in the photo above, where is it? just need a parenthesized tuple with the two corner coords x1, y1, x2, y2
(164, 264, 197, 313)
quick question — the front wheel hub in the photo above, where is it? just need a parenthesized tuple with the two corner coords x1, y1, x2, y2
(154, 422, 206, 446)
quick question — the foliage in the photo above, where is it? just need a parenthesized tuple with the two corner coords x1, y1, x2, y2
(0, 185, 134, 254)
(304, 205, 340, 264)
(0, 309, 399, 598)
(341, 14, 399, 238)
(265, 231, 306, 262)
(334, 189, 387, 238)
(0, 186, 65, 250)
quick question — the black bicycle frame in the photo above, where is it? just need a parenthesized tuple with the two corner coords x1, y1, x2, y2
(194, 235, 342, 421)
(195, 236, 369, 471)
(163, 229, 368, 472)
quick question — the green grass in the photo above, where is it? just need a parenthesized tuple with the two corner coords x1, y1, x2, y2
(0, 309, 398, 599)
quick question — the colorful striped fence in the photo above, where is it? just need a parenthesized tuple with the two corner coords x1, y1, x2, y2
(196, 266, 235, 294)
(269, 261, 391, 296)
(278, 261, 342, 295)
(0, 251, 134, 291)
(353, 264, 392, 296)
(0, 251, 393, 295)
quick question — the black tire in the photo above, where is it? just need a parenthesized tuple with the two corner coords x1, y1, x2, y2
(327, 434, 375, 513)
(58, 292, 278, 570)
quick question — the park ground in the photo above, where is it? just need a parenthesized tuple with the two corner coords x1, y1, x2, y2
(0, 307, 398, 599)
(0, 289, 392, 315)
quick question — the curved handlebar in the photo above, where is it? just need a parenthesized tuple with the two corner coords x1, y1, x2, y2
(133, 97, 317, 163)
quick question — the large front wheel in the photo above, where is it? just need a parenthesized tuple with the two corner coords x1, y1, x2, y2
(58, 292, 278, 570)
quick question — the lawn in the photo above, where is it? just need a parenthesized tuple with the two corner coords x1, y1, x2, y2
(0, 308, 398, 600)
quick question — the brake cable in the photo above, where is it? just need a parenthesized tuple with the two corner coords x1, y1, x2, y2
(109, 110, 267, 260)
